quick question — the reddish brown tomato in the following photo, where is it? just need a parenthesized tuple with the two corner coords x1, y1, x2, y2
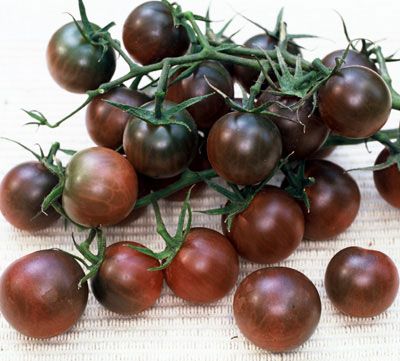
(309, 146, 336, 159)
(62, 147, 138, 227)
(0, 250, 88, 339)
(0, 162, 60, 231)
(322, 49, 378, 72)
(222, 186, 304, 264)
(164, 228, 239, 304)
(233, 267, 321, 352)
(373, 148, 400, 208)
(123, 1, 189, 65)
(325, 247, 399, 317)
(207, 112, 282, 185)
(166, 61, 234, 129)
(86, 87, 150, 149)
(318, 66, 391, 138)
(91, 242, 163, 315)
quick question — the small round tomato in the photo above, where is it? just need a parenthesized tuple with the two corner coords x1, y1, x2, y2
(373, 148, 400, 208)
(257, 93, 329, 159)
(0, 250, 88, 339)
(207, 112, 282, 185)
(47, 22, 116, 93)
(164, 228, 239, 304)
(325, 247, 399, 317)
(166, 61, 234, 129)
(318, 66, 391, 138)
(0, 162, 60, 231)
(86, 87, 150, 149)
(309, 145, 336, 159)
(233, 267, 321, 352)
(322, 49, 377, 72)
(92, 242, 163, 315)
(62, 147, 138, 227)
(222, 186, 304, 264)
(123, 1, 189, 65)
(123, 100, 198, 179)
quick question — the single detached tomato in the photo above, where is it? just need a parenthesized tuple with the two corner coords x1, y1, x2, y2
(166, 61, 234, 129)
(86, 86, 150, 149)
(257, 92, 329, 159)
(222, 186, 304, 264)
(233, 267, 321, 352)
(318, 66, 391, 138)
(322, 49, 378, 72)
(92, 242, 163, 315)
(164, 228, 239, 304)
(325, 247, 399, 317)
(123, 100, 198, 179)
(123, 1, 189, 65)
(0, 161, 60, 231)
(207, 112, 282, 185)
(47, 22, 116, 93)
(0, 250, 88, 339)
(62, 147, 138, 227)
(373, 148, 400, 208)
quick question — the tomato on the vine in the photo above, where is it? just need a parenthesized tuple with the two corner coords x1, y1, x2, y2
(322, 49, 378, 72)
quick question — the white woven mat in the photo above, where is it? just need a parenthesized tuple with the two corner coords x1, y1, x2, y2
(0, 1, 399, 360)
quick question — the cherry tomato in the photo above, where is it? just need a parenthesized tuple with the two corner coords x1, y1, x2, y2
(47, 22, 116, 93)
(0, 250, 88, 339)
(207, 112, 282, 185)
(325, 247, 399, 317)
(123, 1, 189, 65)
(123, 100, 198, 179)
(0, 161, 60, 231)
(318, 66, 391, 138)
(222, 186, 304, 264)
(233, 267, 321, 352)
(166, 61, 234, 129)
(92, 242, 163, 315)
(257, 93, 329, 159)
(164, 228, 239, 304)
(86, 87, 150, 149)
(322, 49, 378, 72)
(62, 147, 138, 227)
(309, 145, 336, 159)
(373, 148, 400, 208)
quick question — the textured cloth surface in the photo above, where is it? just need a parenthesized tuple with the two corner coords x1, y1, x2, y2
(0, 1, 399, 360)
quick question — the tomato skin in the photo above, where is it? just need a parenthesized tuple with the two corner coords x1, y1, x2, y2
(318, 66, 391, 138)
(47, 22, 116, 93)
(0, 161, 60, 231)
(123, 1, 189, 65)
(322, 49, 378, 72)
(373, 148, 400, 208)
(164, 228, 239, 304)
(207, 112, 282, 185)
(62, 147, 138, 227)
(325, 247, 399, 317)
(86, 87, 150, 149)
(123, 100, 198, 179)
(233, 267, 321, 352)
(166, 61, 234, 129)
(222, 186, 304, 264)
(0, 250, 88, 339)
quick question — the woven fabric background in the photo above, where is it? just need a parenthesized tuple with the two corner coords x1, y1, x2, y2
(0, 1, 399, 360)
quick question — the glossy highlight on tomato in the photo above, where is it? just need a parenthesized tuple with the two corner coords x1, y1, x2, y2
(322, 49, 378, 72)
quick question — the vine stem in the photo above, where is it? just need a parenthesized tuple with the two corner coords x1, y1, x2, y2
(184, 12, 211, 49)
(324, 128, 399, 147)
(154, 61, 171, 119)
(104, 33, 138, 70)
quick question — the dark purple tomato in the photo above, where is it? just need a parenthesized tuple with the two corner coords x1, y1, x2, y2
(222, 186, 304, 264)
(207, 112, 282, 185)
(322, 49, 378, 72)
(123, 100, 198, 179)
(91, 242, 163, 315)
(309, 145, 336, 159)
(233, 267, 321, 352)
(123, 1, 189, 65)
(0, 250, 88, 339)
(166, 61, 234, 129)
(62, 147, 138, 227)
(325, 247, 399, 317)
(318, 66, 391, 138)
(86, 87, 150, 149)
(257, 92, 329, 159)
(47, 22, 116, 93)
(164, 228, 239, 304)
(0, 162, 60, 231)
(373, 148, 400, 208)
